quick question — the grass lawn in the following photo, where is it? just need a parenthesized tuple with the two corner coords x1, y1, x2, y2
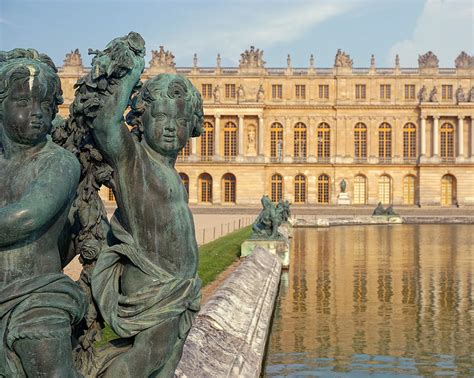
(198, 225, 252, 286)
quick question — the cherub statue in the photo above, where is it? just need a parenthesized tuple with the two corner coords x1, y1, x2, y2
(0, 49, 86, 377)
(87, 38, 203, 376)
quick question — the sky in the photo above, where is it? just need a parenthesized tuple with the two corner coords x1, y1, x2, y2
(0, 0, 472, 68)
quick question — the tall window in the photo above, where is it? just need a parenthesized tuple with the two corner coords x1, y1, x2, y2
(442, 85, 453, 100)
(441, 174, 456, 206)
(270, 122, 283, 160)
(271, 174, 283, 202)
(293, 122, 307, 161)
(403, 123, 417, 161)
(198, 173, 213, 203)
(200, 121, 214, 161)
(354, 123, 367, 161)
(222, 173, 236, 203)
(225, 84, 236, 98)
(319, 84, 329, 99)
(379, 123, 392, 162)
(179, 173, 189, 195)
(294, 174, 307, 203)
(353, 175, 367, 205)
(295, 85, 306, 99)
(317, 122, 330, 161)
(201, 84, 212, 100)
(355, 84, 366, 99)
(224, 121, 237, 160)
(378, 175, 392, 204)
(317, 174, 330, 204)
(403, 175, 416, 205)
(380, 84, 391, 99)
(272, 84, 283, 99)
(440, 123, 455, 162)
(108, 188, 115, 202)
(178, 140, 190, 161)
(405, 84, 416, 100)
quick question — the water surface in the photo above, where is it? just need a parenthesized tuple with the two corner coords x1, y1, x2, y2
(264, 225, 474, 376)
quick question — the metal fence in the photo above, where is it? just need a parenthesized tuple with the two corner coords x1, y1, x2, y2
(195, 216, 254, 245)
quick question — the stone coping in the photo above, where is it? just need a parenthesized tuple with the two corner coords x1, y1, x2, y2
(175, 247, 281, 377)
(294, 215, 474, 228)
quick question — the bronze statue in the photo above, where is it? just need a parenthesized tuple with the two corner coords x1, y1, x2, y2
(0, 49, 87, 377)
(252, 195, 282, 239)
(372, 202, 399, 217)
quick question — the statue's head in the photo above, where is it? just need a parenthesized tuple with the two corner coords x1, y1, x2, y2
(126, 73, 203, 157)
(0, 49, 63, 147)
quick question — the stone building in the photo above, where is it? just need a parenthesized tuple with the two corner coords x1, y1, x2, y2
(57, 48, 474, 207)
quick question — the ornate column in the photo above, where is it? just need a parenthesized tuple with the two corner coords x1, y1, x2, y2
(432, 116, 439, 157)
(471, 117, 474, 158)
(214, 114, 221, 159)
(238, 115, 244, 158)
(458, 115, 464, 158)
(258, 115, 265, 157)
(420, 116, 426, 158)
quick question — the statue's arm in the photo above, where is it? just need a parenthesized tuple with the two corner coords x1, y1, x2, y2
(91, 58, 144, 164)
(0, 155, 80, 247)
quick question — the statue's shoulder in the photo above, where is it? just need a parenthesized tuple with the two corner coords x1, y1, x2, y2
(38, 141, 80, 179)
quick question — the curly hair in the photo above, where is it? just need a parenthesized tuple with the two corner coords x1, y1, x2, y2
(0, 48, 64, 117)
(126, 73, 204, 141)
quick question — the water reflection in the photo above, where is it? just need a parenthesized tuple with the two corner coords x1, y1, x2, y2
(264, 225, 474, 376)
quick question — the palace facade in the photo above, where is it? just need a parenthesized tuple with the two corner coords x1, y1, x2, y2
(57, 48, 474, 207)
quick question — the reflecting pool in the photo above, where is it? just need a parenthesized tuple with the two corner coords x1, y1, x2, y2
(264, 225, 474, 376)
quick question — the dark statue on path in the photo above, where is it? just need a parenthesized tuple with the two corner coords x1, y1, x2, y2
(372, 202, 399, 217)
(0, 49, 87, 376)
(252, 195, 285, 239)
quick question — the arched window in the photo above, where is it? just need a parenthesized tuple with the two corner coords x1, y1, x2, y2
(403, 123, 417, 162)
(201, 121, 214, 161)
(440, 123, 455, 162)
(403, 175, 416, 205)
(317, 123, 330, 161)
(378, 175, 392, 204)
(317, 174, 330, 204)
(441, 174, 456, 206)
(198, 173, 213, 203)
(294, 174, 307, 203)
(222, 173, 236, 203)
(353, 175, 367, 205)
(224, 121, 237, 161)
(271, 174, 283, 202)
(354, 123, 367, 161)
(108, 188, 115, 202)
(294, 122, 307, 161)
(178, 140, 190, 161)
(179, 173, 189, 195)
(379, 123, 392, 162)
(271, 122, 284, 161)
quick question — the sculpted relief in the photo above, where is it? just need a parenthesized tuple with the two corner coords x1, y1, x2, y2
(1, 32, 203, 377)
(418, 51, 439, 69)
(334, 49, 353, 68)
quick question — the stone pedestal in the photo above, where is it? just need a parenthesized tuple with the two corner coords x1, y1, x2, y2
(337, 192, 351, 205)
(241, 239, 290, 269)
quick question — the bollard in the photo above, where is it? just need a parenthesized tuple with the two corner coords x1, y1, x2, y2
(213, 227, 216, 240)
(203, 229, 205, 244)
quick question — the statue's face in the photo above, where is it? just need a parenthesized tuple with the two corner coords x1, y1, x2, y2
(2, 75, 53, 146)
(143, 97, 192, 156)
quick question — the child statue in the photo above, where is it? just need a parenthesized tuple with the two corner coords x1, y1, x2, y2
(0, 49, 87, 376)
(89, 48, 204, 375)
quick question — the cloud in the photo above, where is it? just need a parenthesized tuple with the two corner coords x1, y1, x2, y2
(154, 0, 366, 66)
(388, 0, 473, 66)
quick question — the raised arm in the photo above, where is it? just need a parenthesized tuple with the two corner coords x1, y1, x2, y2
(0, 151, 80, 247)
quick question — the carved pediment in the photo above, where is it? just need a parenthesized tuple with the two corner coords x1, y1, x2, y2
(455, 51, 474, 68)
(418, 51, 438, 69)
(334, 49, 353, 68)
(239, 46, 265, 69)
(63, 49, 83, 67)
(149, 46, 176, 69)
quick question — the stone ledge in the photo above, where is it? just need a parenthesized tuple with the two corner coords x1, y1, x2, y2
(175, 248, 281, 378)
